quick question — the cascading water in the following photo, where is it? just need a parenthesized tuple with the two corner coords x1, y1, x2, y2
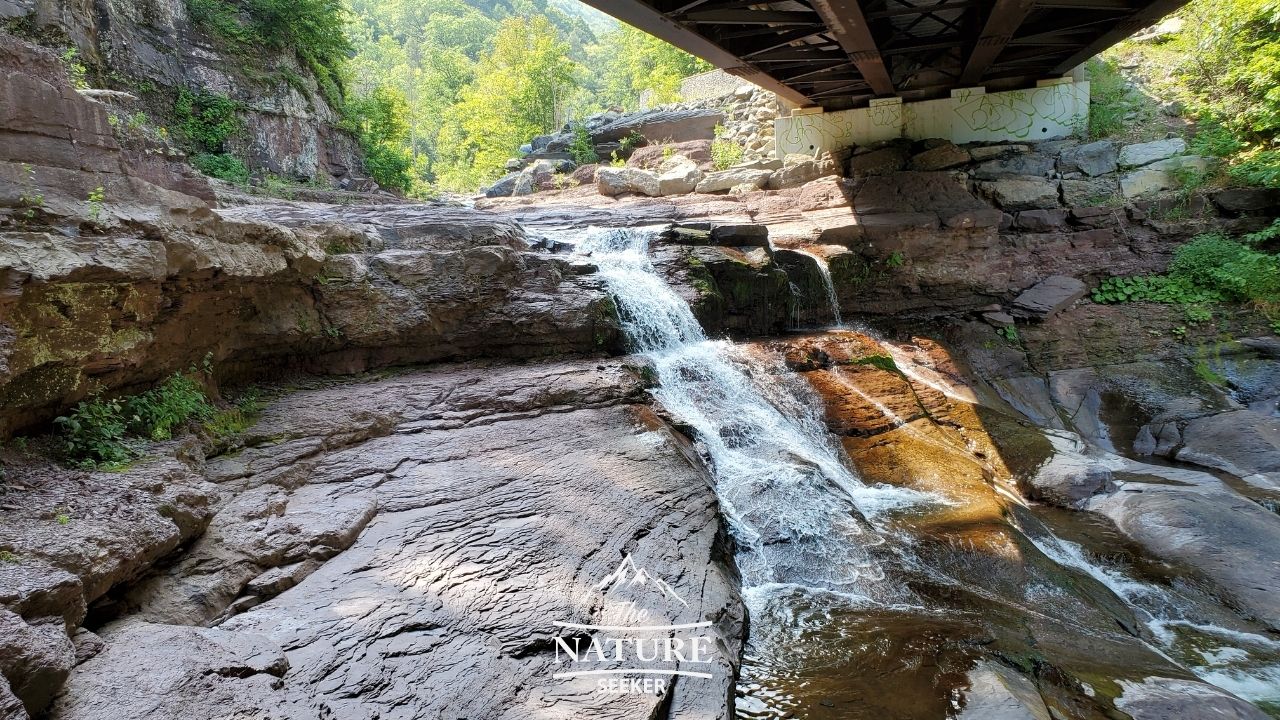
(579, 226, 925, 594)
(574, 225, 1280, 717)
(793, 249, 843, 327)
(1024, 524, 1280, 709)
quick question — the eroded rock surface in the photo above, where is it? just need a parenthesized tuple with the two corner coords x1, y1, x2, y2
(28, 360, 745, 719)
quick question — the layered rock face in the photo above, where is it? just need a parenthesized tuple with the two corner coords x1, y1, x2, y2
(0, 3, 361, 182)
(2, 361, 745, 719)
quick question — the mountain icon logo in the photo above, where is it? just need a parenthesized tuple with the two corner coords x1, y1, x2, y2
(595, 554, 688, 607)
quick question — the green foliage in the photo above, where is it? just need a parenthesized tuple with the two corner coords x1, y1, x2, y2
(710, 125, 742, 171)
(192, 153, 250, 183)
(886, 251, 905, 268)
(87, 186, 105, 224)
(1092, 233, 1280, 320)
(54, 370, 215, 467)
(54, 397, 132, 468)
(0, 550, 16, 564)
(125, 373, 214, 441)
(1085, 57, 1131, 139)
(435, 15, 580, 190)
(174, 89, 243, 153)
(1244, 218, 1280, 245)
(204, 389, 263, 438)
(345, 85, 414, 192)
(1153, 0, 1280, 187)
(60, 48, 88, 89)
(567, 122, 598, 165)
(996, 325, 1020, 343)
(585, 23, 711, 108)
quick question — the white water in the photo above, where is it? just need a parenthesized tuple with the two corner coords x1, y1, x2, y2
(793, 249, 842, 327)
(578, 226, 927, 594)
(1027, 527, 1280, 707)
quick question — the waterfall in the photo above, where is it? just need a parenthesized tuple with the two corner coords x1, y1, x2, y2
(578, 226, 926, 594)
(793, 249, 842, 327)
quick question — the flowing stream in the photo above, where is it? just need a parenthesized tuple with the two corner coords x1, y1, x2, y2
(574, 225, 1280, 717)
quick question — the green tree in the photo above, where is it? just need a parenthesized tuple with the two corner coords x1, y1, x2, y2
(587, 25, 712, 108)
(434, 15, 579, 189)
(346, 85, 414, 191)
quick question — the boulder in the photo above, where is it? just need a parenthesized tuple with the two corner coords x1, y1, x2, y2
(968, 144, 1030, 161)
(0, 610, 75, 717)
(1176, 410, 1280, 487)
(710, 223, 769, 247)
(766, 151, 839, 189)
(909, 142, 970, 171)
(1011, 275, 1086, 318)
(848, 145, 910, 177)
(626, 140, 713, 169)
(1060, 177, 1120, 206)
(483, 173, 519, 198)
(979, 177, 1060, 211)
(972, 153, 1055, 180)
(655, 155, 702, 196)
(1119, 156, 1214, 198)
(1058, 140, 1117, 176)
(694, 167, 771, 193)
(957, 662, 1053, 720)
(596, 166, 661, 197)
(1026, 434, 1115, 506)
(1015, 209, 1068, 232)
(1209, 188, 1280, 216)
(1117, 138, 1187, 168)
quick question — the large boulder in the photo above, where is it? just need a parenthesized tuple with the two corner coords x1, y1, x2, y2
(1209, 187, 1280, 216)
(979, 176, 1060, 211)
(1058, 140, 1118, 176)
(847, 145, 909, 177)
(1117, 138, 1187, 168)
(596, 166, 661, 197)
(1176, 410, 1280, 487)
(1119, 156, 1215, 197)
(656, 155, 702, 196)
(0, 610, 75, 717)
(1060, 177, 1121, 206)
(766, 151, 839, 189)
(909, 142, 970, 171)
(627, 140, 713, 170)
(694, 167, 771, 194)
(1011, 275, 1087, 318)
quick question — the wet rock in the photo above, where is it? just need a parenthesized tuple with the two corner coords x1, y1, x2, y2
(1011, 276, 1086, 318)
(596, 166, 661, 197)
(1058, 140, 1118, 176)
(979, 177, 1060, 211)
(1026, 432, 1115, 506)
(694, 167, 771, 193)
(958, 662, 1051, 720)
(848, 145, 910, 178)
(1115, 677, 1269, 719)
(1177, 411, 1280, 489)
(910, 142, 970, 171)
(1117, 138, 1187, 168)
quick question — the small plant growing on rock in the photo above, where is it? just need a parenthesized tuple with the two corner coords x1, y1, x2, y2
(55, 396, 132, 468)
(609, 150, 626, 167)
(60, 48, 88, 89)
(710, 125, 743, 170)
(886, 251, 905, 268)
(0, 550, 17, 564)
(87, 185, 105, 224)
(192, 153, 250, 184)
(996, 325, 1020, 343)
(567, 123, 599, 165)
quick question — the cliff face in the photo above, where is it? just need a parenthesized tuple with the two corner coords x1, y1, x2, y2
(0, 0, 362, 183)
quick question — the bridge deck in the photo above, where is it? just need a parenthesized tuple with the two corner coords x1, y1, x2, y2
(582, 0, 1186, 109)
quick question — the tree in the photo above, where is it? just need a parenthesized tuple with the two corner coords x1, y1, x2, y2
(587, 25, 712, 109)
(434, 15, 580, 189)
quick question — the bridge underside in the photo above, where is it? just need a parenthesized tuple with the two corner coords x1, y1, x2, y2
(582, 0, 1187, 110)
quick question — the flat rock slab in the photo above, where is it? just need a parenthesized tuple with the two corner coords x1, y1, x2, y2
(48, 361, 745, 720)
(1012, 275, 1086, 318)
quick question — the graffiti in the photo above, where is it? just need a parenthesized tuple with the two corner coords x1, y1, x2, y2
(952, 84, 1085, 139)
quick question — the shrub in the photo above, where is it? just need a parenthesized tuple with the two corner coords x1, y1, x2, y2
(192, 153, 250, 183)
(54, 397, 132, 467)
(1085, 57, 1130, 139)
(568, 123, 599, 165)
(1092, 232, 1280, 311)
(54, 371, 215, 467)
(710, 125, 742, 170)
(344, 86, 414, 192)
(175, 89, 243, 153)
